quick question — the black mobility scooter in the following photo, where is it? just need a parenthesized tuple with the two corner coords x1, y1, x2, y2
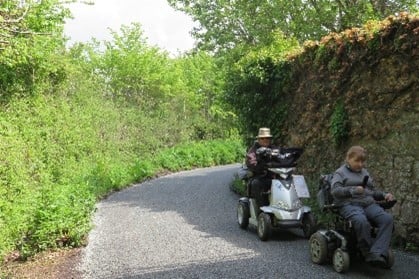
(309, 174, 397, 273)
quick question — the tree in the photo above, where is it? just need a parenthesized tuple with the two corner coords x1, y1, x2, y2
(0, 0, 92, 99)
(86, 23, 173, 106)
(174, 51, 237, 138)
(0, 0, 86, 49)
(168, 0, 418, 53)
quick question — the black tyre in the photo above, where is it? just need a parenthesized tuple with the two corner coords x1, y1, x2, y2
(257, 212, 272, 241)
(309, 232, 328, 264)
(333, 248, 350, 273)
(237, 201, 250, 229)
(302, 212, 317, 239)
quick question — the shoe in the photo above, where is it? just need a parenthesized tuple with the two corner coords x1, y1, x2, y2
(365, 253, 387, 268)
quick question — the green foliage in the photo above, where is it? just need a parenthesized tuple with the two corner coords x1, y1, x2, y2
(79, 23, 237, 142)
(0, 0, 79, 100)
(0, 17, 242, 262)
(223, 34, 299, 139)
(154, 139, 244, 172)
(21, 182, 95, 259)
(327, 57, 340, 71)
(0, 84, 244, 260)
(169, 0, 418, 53)
(0, 87, 110, 259)
(96, 23, 172, 104)
(1, 0, 414, 266)
(330, 102, 349, 146)
(230, 177, 246, 196)
(0, 0, 73, 44)
(226, 13, 418, 146)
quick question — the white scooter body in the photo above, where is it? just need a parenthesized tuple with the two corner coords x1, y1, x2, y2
(238, 167, 315, 239)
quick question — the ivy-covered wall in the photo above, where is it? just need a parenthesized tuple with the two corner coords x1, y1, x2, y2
(226, 13, 417, 246)
(279, 13, 418, 246)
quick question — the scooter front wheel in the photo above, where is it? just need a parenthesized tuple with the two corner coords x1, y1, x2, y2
(257, 212, 272, 241)
(309, 232, 328, 264)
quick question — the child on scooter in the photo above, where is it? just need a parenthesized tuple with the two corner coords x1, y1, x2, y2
(331, 145, 395, 268)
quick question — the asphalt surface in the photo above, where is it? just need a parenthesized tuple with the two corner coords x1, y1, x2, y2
(79, 164, 419, 279)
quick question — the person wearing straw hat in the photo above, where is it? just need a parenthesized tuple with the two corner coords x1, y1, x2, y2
(245, 127, 278, 211)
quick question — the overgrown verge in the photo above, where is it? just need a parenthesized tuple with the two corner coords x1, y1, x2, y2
(0, 74, 243, 266)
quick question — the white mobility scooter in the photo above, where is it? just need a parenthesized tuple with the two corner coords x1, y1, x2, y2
(237, 147, 317, 241)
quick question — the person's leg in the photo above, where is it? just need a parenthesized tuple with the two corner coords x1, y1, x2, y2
(250, 177, 271, 208)
(339, 204, 372, 257)
(250, 178, 263, 214)
(365, 203, 394, 258)
(258, 176, 272, 206)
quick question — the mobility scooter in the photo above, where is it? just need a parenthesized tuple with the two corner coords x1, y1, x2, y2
(309, 174, 397, 273)
(237, 147, 317, 241)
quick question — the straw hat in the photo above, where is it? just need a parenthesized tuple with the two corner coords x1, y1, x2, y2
(256, 127, 272, 138)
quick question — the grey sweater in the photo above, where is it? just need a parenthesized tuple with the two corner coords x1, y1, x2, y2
(331, 164, 385, 207)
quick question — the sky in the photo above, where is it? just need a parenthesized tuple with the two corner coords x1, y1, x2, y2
(64, 0, 196, 55)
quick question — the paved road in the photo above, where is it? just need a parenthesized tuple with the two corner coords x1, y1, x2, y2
(79, 164, 419, 279)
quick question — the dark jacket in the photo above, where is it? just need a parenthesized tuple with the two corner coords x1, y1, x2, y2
(245, 142, 278, 176)
(331, 164, 386, 207)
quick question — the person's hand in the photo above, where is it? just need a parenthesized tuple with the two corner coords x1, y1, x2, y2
(385, 193, 394, 201)
(353, 186, 364, 194)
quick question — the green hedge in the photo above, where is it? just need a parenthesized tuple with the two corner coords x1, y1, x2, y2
(0, 91, 244, 261)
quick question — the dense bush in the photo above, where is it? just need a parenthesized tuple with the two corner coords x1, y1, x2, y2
(0, 84, 243, 260)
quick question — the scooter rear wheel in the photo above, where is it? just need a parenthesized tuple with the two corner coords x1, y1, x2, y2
(333, 248, 350, 273)
(237, 201, 250, 229)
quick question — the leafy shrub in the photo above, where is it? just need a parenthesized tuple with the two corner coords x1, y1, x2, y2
(153, 139, 244, 173)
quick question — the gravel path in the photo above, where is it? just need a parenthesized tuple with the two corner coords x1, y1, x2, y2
(78, 164, 419, 279)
